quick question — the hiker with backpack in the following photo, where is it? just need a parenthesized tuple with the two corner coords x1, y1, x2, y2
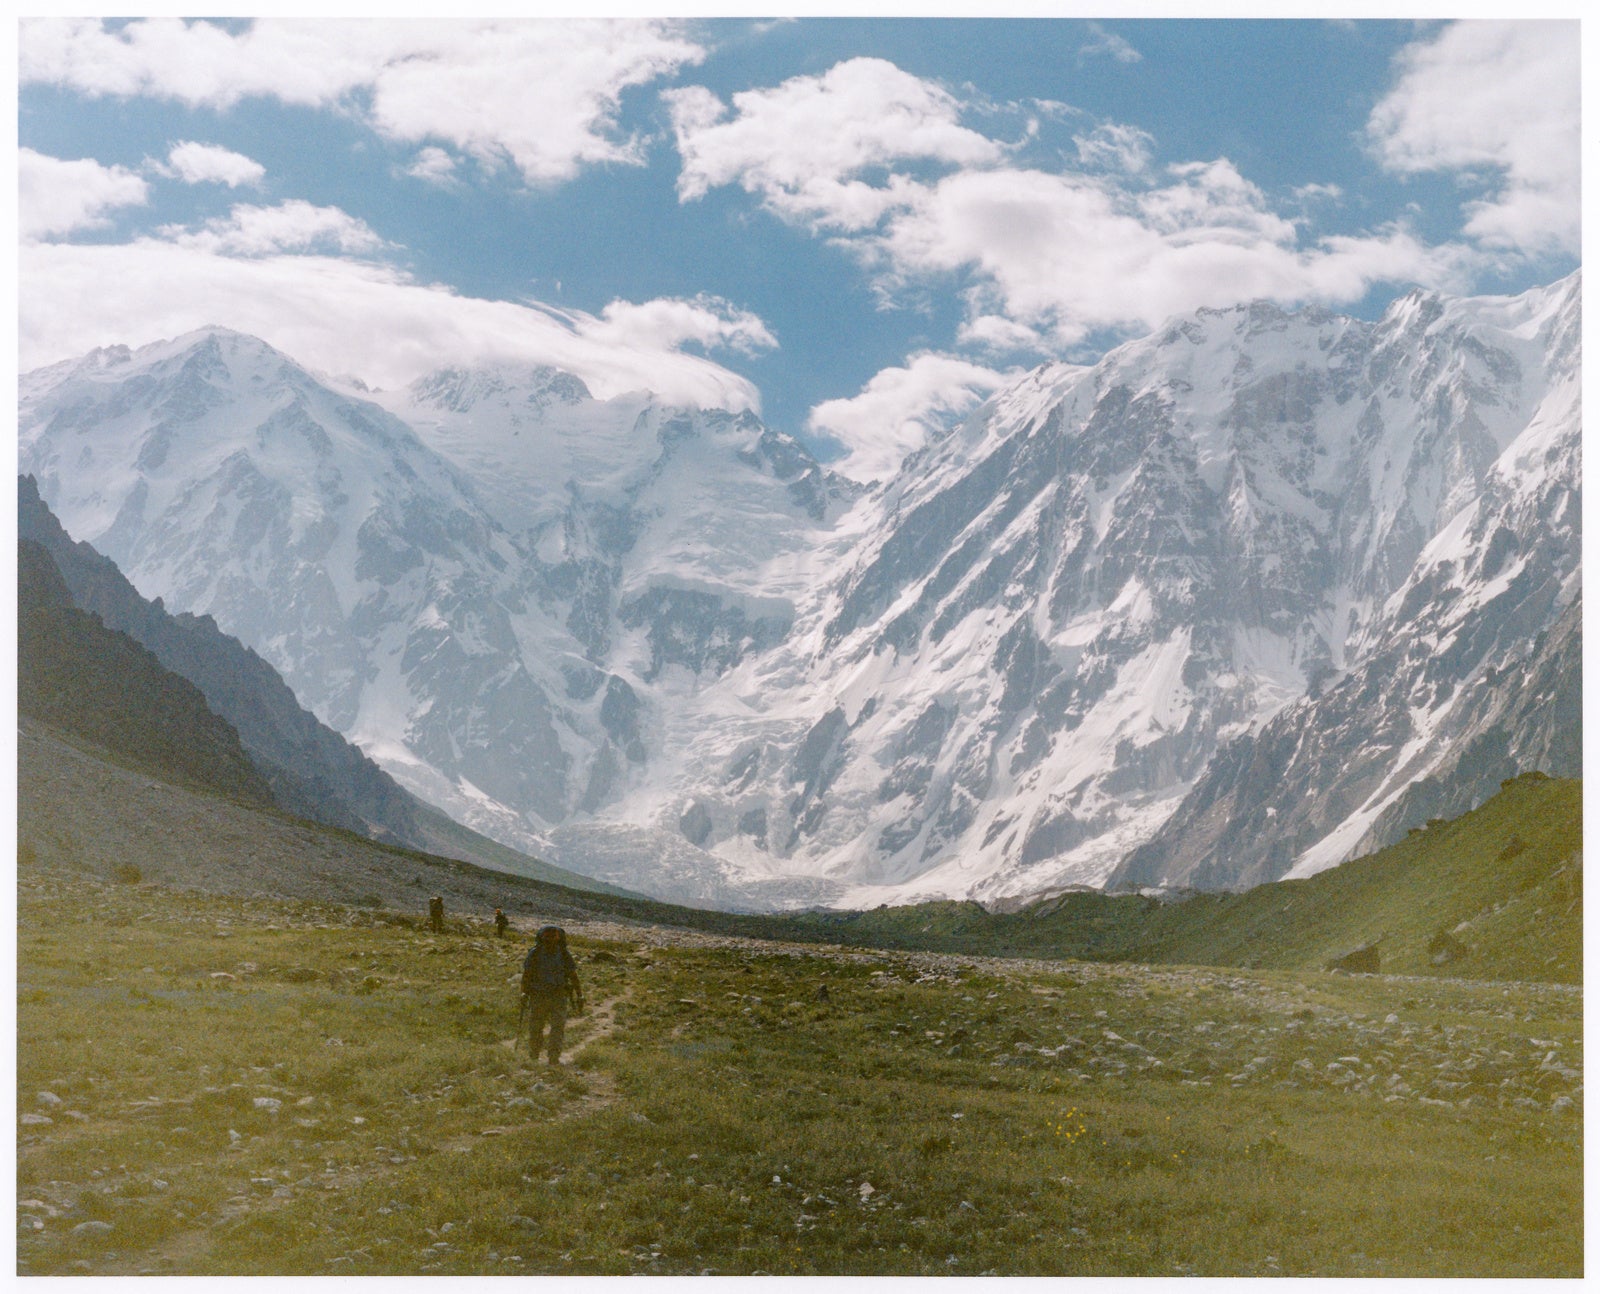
(521, 925, 583, 1066)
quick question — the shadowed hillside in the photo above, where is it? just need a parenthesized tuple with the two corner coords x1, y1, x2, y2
(18, 475, 635, 898)
(19, 539, 275, 809)
(19, 473, 423, 843)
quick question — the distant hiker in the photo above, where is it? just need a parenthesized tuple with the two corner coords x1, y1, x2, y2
(521, 925, 583, 1066)
(429, 895, 444, 933)
(494, 908, 509, 938)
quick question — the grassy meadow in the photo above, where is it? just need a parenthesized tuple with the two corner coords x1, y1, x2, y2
(764, 774, 1584, 982)
(15, 863, 1582, 1277)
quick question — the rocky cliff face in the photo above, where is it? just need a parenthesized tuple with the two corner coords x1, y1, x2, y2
(643, 275, 1580, 903)
(1108, 306, 1582, 891)
(18, 273, 1580, 907)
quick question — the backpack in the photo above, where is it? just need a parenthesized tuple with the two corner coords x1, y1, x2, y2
(521, 926, 573, 995)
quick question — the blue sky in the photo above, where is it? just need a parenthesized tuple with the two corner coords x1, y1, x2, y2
(15, 15, 1582, 479)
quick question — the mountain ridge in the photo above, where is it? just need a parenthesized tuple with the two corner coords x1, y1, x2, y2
(18, 273, 1580, 908)
(18, 538, 276, 810)
(17, 475, 635, 898)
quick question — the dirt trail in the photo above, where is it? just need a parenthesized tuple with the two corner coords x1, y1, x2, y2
(441, 984, 631, 1149)
(94, 986, 636, 1276)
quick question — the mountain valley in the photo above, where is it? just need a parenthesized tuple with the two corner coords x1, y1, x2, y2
(18, 273, 1581, 908)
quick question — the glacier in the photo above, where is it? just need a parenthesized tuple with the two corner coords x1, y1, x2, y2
(18, 271, 1580, 909)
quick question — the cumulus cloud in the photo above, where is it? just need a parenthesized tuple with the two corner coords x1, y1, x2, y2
(19, 237, 768, 413)
(957, 313, 1049, 355)
(19, 17, 704, 185)
(867, 163, 1464, 348)
(668, 57, 1002, 231)
(161, 140, 265, 187)
(583, 295, 777, 358)
(405, 146, 459, 187)
(1368, 20, 1578, 257)
(19, 147, 148, 240)
(362, 20, 703, 183)
(668, 55, 1472, 359)
(807, 352, 1013, 483)
(1136, 160, 1296, 242)
(160, 201, 391, 256)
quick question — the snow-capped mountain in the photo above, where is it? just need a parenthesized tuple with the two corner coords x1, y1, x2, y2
(1110, 287, 1582, 890)
(18, 272, 1579, 907)
(636, 274, 1579, 903)
(18, 328, 857, 883)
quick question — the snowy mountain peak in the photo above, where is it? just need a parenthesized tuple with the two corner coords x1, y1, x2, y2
(17, 273, 1580, 910)
(623, 274, 1578, 904)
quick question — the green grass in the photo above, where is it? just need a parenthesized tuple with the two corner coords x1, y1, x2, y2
(16, 870, 1582, 1277)
(766, 774, 1582, 981)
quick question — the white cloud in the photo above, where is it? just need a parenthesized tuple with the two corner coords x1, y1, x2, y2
(865, 162, 1470, 349)
(405, 146, 459, 187)
(1368, 20, 1578, 257)
(19, 17, 704, 186)
(1078, 22, 1142, 66)
(1136, 160, 1295, 242)
(362, 21, 703, 184)
(19, 17, 369, 107)
(20, 238, 767, 413)
(1073, 122, 1154, 175)
(19, 147, 148, 240)
(957, 313, 1048, 355)
(162, 140, 265, 187)
(161, 201, 391, 257)
(1293, 182, 1344, 206)
(807, 352, 1013, 483)
(669, 58, 1002, 231)
(583, 295, 777, 359)
(667, 54, 1470, 359)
